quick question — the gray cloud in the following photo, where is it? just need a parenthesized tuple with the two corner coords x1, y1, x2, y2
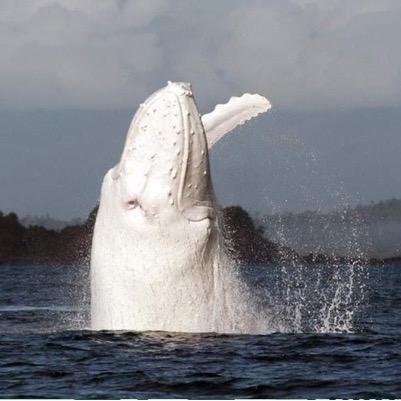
(218, 0, 401, 109)
(1, 1, 401, 219)
(0, 0, 166, 109)
(1, 0, 401, 110)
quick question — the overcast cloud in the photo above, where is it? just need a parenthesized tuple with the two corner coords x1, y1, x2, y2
(1, 0, 401, 219)
(1, 0, 401, 111)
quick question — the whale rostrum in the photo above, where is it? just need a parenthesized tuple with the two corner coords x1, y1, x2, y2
(90, 81, 271, 332)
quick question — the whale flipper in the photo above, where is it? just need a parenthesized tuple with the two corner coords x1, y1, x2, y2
(202, 93, 271, 148)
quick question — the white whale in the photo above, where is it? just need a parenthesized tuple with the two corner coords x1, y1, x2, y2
(90, 81, 271, 332)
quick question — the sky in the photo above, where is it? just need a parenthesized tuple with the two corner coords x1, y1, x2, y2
(1, 0, 401, 219)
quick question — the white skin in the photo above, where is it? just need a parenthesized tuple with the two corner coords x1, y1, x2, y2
(90, 82, 271, 332)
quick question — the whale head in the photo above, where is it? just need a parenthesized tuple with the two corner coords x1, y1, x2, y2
(105, 81, 215, 225)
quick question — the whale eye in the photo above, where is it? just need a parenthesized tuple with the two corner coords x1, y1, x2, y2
(126, 199, 139, 210)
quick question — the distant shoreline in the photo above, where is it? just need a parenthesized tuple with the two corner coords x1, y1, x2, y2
(1, 255, 400, 268)
(1, 206, 401, 268)
(0, 256, 401, 268)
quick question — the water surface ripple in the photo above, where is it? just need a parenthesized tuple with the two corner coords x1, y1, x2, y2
(0, 264, 400, 398)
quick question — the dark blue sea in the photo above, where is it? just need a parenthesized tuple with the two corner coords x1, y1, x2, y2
(0, 263, 400, 399)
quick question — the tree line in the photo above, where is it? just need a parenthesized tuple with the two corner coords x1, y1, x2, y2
(3, 204, 396, 267)
(0, 206, 294, 266)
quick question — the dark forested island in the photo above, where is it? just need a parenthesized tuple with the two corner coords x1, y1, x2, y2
(1, 203, 400, 266)
(0, 206, 293, 266)
(0, 207, 97, 266)
(260, 198, 401, 259)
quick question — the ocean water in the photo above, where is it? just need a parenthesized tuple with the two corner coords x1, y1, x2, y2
(0, 263, 400, 398)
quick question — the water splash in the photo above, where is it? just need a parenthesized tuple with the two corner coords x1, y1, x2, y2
(238, 261, 368, 334)
(69, 249, 368, 334)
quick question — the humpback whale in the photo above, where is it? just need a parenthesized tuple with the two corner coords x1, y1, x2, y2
(91, 81, 271, 332)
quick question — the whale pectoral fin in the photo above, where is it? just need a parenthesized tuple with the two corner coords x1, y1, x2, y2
(182, 206, 215, 222)
(201, 93, 271, 148)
